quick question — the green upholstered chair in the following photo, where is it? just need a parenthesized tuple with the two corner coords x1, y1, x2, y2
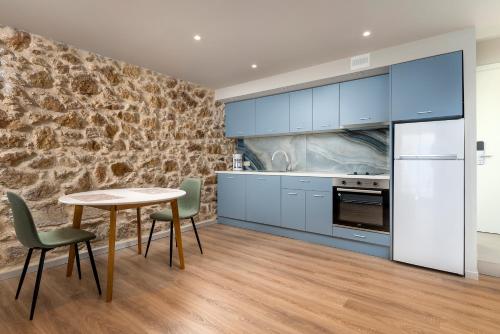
(144, 178, 203, 265)
(6, 192, 101, 320)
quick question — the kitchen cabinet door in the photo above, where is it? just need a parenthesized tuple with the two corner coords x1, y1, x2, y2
(255, 93, 290, 135)
(312, 84, 339, 131)
(281, 189, 306, 230)
(289, 89, 312, 133)
(339, 74, 389, 127)
(217, 173, 246, 220)
(246, 175, 281, 226)
(225, 99, 256, 137)
(391, 51, 463, 122)
(306, 191, 333, 235)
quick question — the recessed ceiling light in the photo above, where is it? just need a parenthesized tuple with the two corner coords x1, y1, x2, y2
(251, 64, 258, 69)
(193, 34, 201, 41)
(362, 31, 371, 37)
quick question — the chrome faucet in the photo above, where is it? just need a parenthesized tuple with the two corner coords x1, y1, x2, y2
(271, 150, 291, 172)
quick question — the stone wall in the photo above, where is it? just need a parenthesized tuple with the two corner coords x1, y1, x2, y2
(0, 25, 234, 271)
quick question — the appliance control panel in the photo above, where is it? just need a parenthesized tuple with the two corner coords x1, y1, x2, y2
(332, 178, 389, 190)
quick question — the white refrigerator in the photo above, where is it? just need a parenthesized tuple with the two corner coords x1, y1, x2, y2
(393, 119, 464, 275)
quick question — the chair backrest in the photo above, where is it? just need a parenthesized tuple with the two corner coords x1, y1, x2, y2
(6, 192, 43, 249)
(178, 178, 202, 214)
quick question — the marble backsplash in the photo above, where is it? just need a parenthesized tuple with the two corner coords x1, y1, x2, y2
(236, 128, 389, 174)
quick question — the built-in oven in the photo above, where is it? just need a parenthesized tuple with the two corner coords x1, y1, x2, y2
(332, 177, 390, 232)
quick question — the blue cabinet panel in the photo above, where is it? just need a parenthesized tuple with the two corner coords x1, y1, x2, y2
(339, 74, 389, 127)
(289, 89, 312, 133)
(281, 176, 332, 192)
(217, 173, 246, 220)
(255, 93, 290, 135)
(246, 175, 281, 226)
(332, 226, 390, 246)
(391, 51, 463, 121)
(312, 84, 339, 131)
(225, 100, 255, 137)
(281, 189, 306, 231)
(306, 191, 332, 235)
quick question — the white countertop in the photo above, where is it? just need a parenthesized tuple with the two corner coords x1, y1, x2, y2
(215, 170, 390, 180)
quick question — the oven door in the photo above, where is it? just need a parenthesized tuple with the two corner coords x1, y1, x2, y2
(333, 187, 389, 232)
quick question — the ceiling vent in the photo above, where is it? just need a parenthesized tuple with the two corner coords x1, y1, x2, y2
(350, 53, 370, 70)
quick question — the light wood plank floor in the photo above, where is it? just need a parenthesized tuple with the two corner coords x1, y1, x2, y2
(1, 223, 500, 333)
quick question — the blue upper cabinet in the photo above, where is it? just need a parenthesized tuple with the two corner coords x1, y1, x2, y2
(391, 51, 463, 122)
(225, 99, 256, 137)
(312, 84, 339, 131)
(339, 74, 389, 127)
(255, 93, 290, 135)
(289, 89, 313, 133)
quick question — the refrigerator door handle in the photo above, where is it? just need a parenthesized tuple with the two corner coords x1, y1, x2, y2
(397, 154, 459, 160)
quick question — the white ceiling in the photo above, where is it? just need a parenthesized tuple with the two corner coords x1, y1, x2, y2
(1, 0, 500, 89)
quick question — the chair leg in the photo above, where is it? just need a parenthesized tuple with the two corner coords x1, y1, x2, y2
(190, 217, 203, 254)
(85, 241, 101, 296)
(15, 248, 33, 299)
(30, 249, 47, 320)
(74, 244, 81, 280)
(145, 220, 156, 258)
(169, 221, 173, 267)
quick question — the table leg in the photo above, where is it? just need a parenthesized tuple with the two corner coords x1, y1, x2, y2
(136, 207, 142, 255)
(66, 205, 83, 277)
(171, 199, 184, 269)
(106, 206, 117, 302)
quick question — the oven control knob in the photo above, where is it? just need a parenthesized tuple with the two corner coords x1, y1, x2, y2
(373, 182, 378, 186)
(356, 181, 362, 185)
(341, 180, 346, 185)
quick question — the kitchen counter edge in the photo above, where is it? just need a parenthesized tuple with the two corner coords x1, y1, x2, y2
(215, 171, 390, 180)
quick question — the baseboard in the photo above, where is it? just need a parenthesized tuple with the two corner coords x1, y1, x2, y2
(0, 219, 216, 281)
(465, 270, 479, 280)
(478, 260, 500, 278)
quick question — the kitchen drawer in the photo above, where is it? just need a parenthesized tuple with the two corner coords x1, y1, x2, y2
(281, 176, 332, 192)
(332, 225, 390, 246)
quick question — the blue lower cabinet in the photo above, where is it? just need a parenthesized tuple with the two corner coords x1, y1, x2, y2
(281, 189, 306, 231)
(217, 174, 246, 220)
(306, 191, 332, 235)
(246, 175, 281, 226)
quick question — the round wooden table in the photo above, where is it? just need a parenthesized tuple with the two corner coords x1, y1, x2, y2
(59, 188, 186, 302)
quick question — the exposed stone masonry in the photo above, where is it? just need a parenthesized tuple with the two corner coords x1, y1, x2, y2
(0, 25, 234, 270)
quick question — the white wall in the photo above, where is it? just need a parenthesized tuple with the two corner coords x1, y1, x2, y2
(216, 29, 478, 279)
(477, 37, 500, 66)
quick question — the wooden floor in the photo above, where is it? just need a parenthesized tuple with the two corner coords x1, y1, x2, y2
(1, 224, 500, 333)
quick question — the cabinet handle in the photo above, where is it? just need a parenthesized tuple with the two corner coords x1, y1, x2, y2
(359, 117, 370, 121)
(287, 192, 298, 195)
(417, 110, 433, 114)
(320, 124, 329, 127)
(295, 126, 303, 129)
(353, 234, 366, 239)
(226, 176, 234, 179)
(256, 177, 266, 180)
(299, 179, 310, 183)
(313, 194, 325, 198)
